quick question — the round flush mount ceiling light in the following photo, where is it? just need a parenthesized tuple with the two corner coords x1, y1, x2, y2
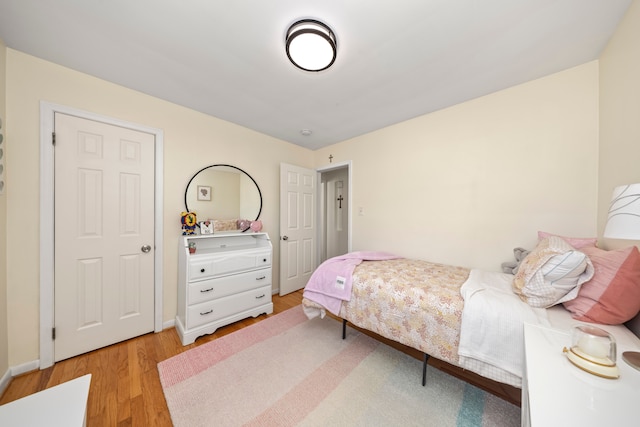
(286, 19, 337, 72)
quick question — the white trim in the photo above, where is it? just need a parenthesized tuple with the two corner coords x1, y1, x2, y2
(315, 161, 352, 266)
(10, 359, 39, 377)
(0, 359, 40, 399)
(39, 102, 164, 369)
(0, 368, 12, 397)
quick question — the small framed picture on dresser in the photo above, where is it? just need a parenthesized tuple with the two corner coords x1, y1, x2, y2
(199, 221, 214, 234)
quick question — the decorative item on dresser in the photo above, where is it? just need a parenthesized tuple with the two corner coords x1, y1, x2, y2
(199, 220, 214, 235)
(180, 211, 197, 235)
(176, 232, 273, 345)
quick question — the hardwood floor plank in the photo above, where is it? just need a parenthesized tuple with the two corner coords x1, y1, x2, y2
(128, 394, 145, 427)
(116, 342, 132, 425)
(127, 339, 142, 399)
(141, 365, 172, 426)
(0, 368, 42, 402)
(0, 289, 520, 426)
(86, 354, 103, 425)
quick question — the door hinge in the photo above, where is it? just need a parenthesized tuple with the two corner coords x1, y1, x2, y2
(52, 131, 56, 146)
(52, 327, 56, 340)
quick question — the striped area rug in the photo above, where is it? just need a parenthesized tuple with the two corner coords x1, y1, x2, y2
(158, 307, 520, 427)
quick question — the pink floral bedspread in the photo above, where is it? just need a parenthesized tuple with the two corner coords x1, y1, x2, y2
(305, 258, 469, 365)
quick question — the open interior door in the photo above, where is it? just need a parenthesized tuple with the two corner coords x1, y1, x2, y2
(279, 163, 316, 295)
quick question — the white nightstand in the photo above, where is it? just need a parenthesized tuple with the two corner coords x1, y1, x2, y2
(522, 323, 640, 427)
(0, 374, 91, 426)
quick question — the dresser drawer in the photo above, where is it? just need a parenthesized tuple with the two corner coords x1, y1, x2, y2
(188, 249, 271, 281)
(188, 268, 271, 305)
(186, 285, 272, 329)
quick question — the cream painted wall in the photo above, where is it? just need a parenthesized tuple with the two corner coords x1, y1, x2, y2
(0, 39, 9, 379)
(599, 0, 640, 250)
(5, 3, 634, 368)
(5, 49, 312, 366)
(314, 62, 600, 271)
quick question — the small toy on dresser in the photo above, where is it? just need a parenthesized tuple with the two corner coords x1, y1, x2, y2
(181, 211, 197, 235)
(237, 219, 251, 231)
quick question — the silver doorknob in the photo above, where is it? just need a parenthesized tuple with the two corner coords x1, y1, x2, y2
(282, 236, 288, 241)
(141, 244, 152, 253)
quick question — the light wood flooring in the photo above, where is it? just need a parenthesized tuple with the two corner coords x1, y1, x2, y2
(0, 290, 520, 426)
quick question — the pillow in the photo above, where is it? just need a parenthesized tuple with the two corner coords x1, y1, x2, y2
(563, 246, 640, 324)
(513, 236, 594, 308)
(538, 231, 597, 249)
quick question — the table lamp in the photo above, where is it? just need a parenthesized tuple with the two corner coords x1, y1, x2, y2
(603, 183, 640, 371)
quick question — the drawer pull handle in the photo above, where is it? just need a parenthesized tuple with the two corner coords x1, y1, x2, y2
(256, 294, 266, 299)
(200, 268, 205, 273)
(200, 309, 213, 316)
(256, 276, 266, 280)
(200, 287, 214, 293)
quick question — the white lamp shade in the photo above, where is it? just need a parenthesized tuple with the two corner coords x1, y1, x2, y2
(286, 19, 337, 72)
(603, 183, 640, 240)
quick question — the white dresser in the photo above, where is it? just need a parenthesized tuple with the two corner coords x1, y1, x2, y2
(176, 232, 273, 345)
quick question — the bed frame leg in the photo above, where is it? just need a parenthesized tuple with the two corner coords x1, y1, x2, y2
(341, 318, 429, 386)
(422, 353, 430, 386)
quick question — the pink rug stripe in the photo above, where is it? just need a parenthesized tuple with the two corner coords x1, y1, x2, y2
(243, 334, 379, 427)
(158, 307, 308, 387)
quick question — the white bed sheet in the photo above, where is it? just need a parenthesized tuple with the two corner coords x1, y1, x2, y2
(460, 305, 640, 388)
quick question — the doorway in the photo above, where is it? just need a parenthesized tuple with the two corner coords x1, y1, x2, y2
(318, 165, 350, 263)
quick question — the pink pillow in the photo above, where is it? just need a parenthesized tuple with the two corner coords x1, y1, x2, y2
(538, 231, 597, 249)
(563, 246, 640, 324)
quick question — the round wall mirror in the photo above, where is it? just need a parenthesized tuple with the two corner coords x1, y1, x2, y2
(184, 164, 262, 224)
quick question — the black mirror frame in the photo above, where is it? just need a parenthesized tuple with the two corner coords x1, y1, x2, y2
(184, 164, 263, 230)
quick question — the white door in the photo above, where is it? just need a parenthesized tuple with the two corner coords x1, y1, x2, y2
(279, 163, 316, 295)
(54, 112, 155, 361)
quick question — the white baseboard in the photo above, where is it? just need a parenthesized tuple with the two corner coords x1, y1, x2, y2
(0, 368, 11, 397)
(162, 319, 175, 330)
(11, 359, 40, 377)
(0, 360, 39, 397)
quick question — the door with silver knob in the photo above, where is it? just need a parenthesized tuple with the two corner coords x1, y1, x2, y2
(53, 112, 155, 363)
(279, 163, 316, 296)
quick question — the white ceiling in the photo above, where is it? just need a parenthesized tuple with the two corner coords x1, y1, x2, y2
(0, 0, 632, 150)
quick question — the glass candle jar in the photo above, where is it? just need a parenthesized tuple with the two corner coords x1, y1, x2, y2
(564, 325, 619, 379)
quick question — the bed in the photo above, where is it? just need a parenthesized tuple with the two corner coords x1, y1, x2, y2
(302, 239, 640, 389)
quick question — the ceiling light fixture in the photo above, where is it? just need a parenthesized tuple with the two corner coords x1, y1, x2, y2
(286, 19, 337, 72)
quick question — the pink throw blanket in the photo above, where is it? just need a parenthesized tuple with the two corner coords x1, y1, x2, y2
(303, 251, 401, 315)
